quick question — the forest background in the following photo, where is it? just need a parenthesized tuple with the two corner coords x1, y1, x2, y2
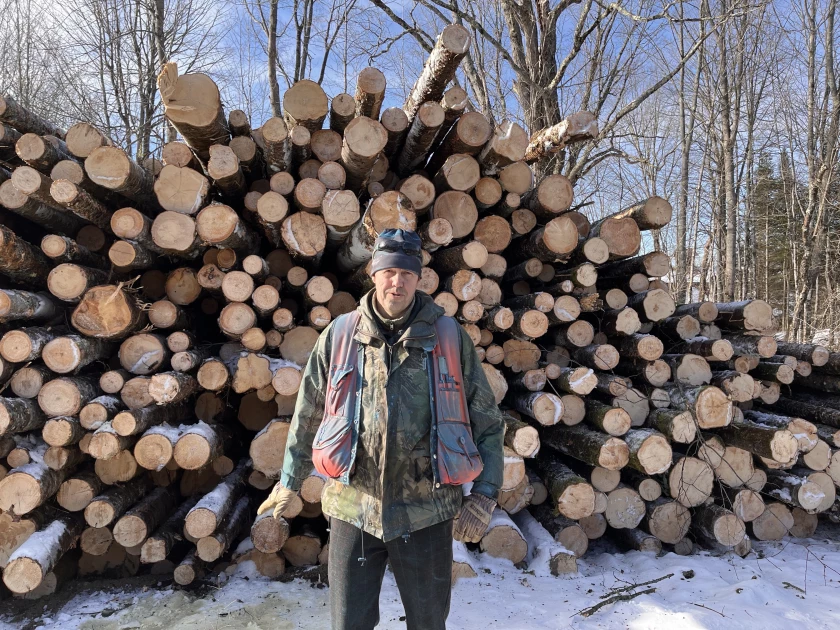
(1, 0, 836, 344)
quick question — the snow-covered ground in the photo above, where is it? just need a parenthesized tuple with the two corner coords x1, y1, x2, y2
(4, 525, 840, 630)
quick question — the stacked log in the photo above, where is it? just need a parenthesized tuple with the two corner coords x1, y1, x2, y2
(2, 25, 840, 598)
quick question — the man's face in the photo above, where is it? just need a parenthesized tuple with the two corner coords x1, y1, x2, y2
(372, 268, 419, 317)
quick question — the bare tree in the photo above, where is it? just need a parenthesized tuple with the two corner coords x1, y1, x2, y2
(53, 0, 225, 158)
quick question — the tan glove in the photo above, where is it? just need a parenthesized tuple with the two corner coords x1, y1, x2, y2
(257, 483, 297, 519)
(453, 493, 496, 543)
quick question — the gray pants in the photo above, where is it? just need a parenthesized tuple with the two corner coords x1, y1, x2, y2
(328, 518, 453, 630)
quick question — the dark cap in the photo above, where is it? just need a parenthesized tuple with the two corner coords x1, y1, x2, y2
(370, 229, 423, 276)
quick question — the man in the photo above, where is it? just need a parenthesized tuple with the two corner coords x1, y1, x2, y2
(258, 229, 504, 630)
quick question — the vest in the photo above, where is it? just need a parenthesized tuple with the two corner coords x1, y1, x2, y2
(311, 310, 483, 487)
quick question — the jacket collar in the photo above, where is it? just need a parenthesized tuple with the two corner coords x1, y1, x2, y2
(355, 290, 443, 350)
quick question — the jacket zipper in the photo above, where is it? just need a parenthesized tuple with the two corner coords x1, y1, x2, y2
(427, 351, 440, 489)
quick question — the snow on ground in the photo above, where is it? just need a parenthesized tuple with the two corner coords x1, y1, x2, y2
(4, 524, 840, 630)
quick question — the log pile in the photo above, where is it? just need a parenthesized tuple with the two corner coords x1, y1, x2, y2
(0, 25, 838, 597)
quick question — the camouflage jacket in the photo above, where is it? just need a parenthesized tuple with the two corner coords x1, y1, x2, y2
(280, 290, 505, 542)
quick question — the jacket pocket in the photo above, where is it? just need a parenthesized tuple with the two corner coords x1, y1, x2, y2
(436, 421, 483, 485)
(437, 383, 469, 423)
(327, 364, 355, 416)
(312, 414, 354, 479)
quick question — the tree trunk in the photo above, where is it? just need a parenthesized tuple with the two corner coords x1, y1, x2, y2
(157, 63, 230, 160)
(196, 495, 250, 562)
(112, 486, 180, 548)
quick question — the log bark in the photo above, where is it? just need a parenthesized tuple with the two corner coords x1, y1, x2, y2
(83, 476, 151, 529)
(571, 344, 620, 371)
(148, 371, 198, 406)
(42, 415, 86, 447)
(0, 224, 52, 286)
(113, 486, 180, 548)
(78, 395, 122, 431)
(515, 216, 579, 263)
(48, 179, 111, 230)
(0, 326, 60, 363)
(0, 290, 56, 322)
(250, 511, 292, 554)
(3, 513, 83, 594)
(10, 365, 54, 399)
(646, 408, 695, 444)
(84, 146, 158, 208)
(184, 459, 249, 539)
(581, 308, 641, 337)
(673, 301, 719, 323)
(714, 299, 773, 332)
(0, 462, 70, 514)
(541, 424, 629, 471)
(196, 203, 259, 252)
(402, 24, 470, 120)
(511, 392, 564, 426)
(427, 111, 492, 174)
(0, 397, 46, 435)
(584, 400, 631, 436)
(775, 341, 829, 366)
(751, 362, 795, 385)
(196, 495, 250, 562)
(532, 454, 595, 520)
(172, 548, 206, 585)
(610, 334, 664, 361)
(157, 63, 229, 159)
(716, 422, 798, 463)
(327, 92, 355, 134)
(42, 335, 112, 374)
(622, 428, 672, 475)
(340, 116, 389, 191)
(552, 366, 597, 396)
(503, 413, 540, 458)
(0, 123, 21, 161)
(257, 117, 290, 173)
(1, 179, 86, 236)
(40, 235, 104, 268)
(0, 95, 64, 136)
(663, 384, 733, 429)
(771, 396, 840, 429)
(172, 421, 226, 470)
(355, 67, 387, 119)
(139, 495, 200, 564)
(691, 504, 746, 549)
(396, 102, 445, 175)
(524, 111, 598, 163)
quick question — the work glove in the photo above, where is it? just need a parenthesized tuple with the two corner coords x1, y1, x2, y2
(257, 483, 297, 519)
(453, 493, 496, 543)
